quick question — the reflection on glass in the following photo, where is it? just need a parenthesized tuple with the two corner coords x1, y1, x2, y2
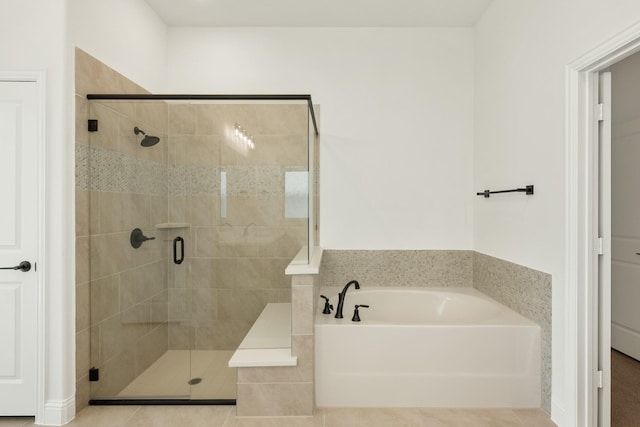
(220, 170, 227, 219)
(285, 171, 309, 219)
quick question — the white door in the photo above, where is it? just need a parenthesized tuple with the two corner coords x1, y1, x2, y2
(0, 80, 40, 415)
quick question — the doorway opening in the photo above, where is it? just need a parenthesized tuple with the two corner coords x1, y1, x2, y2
(568, 21, 640, 427)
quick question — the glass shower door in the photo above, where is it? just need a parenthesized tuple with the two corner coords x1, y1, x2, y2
(85, 99, 192, 400)
(84, 96, 315, 403)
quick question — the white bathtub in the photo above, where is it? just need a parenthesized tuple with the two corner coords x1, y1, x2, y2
(315, 287, 541, 408)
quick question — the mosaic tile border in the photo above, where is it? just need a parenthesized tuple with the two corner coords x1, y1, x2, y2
(319, 250, 474, 288)
(77, 144, 308, 198)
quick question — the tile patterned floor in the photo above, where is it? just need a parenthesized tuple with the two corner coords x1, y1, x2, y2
(0, 406, 556, 426)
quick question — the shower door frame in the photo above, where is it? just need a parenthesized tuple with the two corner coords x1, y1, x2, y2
(86, 93, 319, 137)
(85, 93, 318, 405)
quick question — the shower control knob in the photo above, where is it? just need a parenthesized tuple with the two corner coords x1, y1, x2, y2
(130, 228, 156, 249)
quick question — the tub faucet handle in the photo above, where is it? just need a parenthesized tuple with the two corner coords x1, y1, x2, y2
(320, 295, 333, 314)
(352, 304, 370, 322)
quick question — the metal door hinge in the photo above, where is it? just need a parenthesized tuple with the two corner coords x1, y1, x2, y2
(596, 370, 604, 388)
(596, 237, 605, 255)
(597, 103, 605, 121)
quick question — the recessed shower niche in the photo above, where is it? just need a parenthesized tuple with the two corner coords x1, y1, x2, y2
(84, 95, 318, 403)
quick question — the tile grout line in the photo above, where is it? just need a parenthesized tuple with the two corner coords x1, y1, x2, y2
(220, 405, 233, 427)
(128, 405, 143, 423)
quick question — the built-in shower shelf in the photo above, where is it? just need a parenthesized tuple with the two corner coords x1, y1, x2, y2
(154, 223, 191, 229)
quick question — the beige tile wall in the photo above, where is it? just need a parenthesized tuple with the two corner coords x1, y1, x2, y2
(76, 48, 316, 410)
(75, 48, 169, 406)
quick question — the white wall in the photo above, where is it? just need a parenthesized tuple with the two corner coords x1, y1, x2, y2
(166, 27, 475, 250)
(474, 1, 640, 425)
(67, 0, 167, 92)
(0, 0, 74, 424)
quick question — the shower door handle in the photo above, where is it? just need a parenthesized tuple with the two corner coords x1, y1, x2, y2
(173, 237, 184, 264)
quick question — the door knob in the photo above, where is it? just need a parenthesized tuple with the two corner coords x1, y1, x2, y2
(0, 261, 32, 272)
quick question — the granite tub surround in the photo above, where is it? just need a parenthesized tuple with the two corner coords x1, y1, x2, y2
(473, 252, 552, 413)
(320, 250, 473, 287)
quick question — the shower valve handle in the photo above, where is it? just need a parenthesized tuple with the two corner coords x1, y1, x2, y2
(130, 228, 155, 249)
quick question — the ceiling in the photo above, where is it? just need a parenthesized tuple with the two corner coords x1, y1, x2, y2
(144, 0, 493, 27)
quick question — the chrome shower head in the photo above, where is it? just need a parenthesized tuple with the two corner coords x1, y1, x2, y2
(133, 126, 160, 147)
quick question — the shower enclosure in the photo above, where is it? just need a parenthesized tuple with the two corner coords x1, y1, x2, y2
(83, 94, 318, 403)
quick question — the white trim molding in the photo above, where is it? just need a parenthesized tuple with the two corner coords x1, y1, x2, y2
(43, 396, 75, 426)
(566, 21, 640, 427)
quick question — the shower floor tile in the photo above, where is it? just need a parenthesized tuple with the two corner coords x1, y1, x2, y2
(117, 350, 236, 400)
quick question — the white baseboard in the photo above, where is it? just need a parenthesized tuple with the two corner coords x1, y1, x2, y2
(39, 396, 75, 426)
(551, 398, 569, 427)
(612, 323, 640, 361)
